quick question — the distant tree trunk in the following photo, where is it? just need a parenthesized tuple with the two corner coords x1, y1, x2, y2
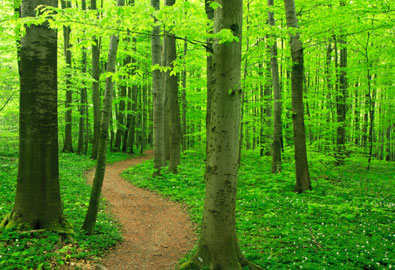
(129, 81, 138, 154)
(62, 0, 73, 153)
(77, 0, 88, 155)
(122, 54, 132, 152)
(151, 0, 166, 174)
(335, 34, 347, 166)
(259, 62, 265, 156)
(113, 63, 127, 152)
(90, 0, 101, 159)
(180, 1, 262, 269)
(1, 0, 72, 233)
(263, 40, 273, 156)
(140, 83, 147, 154)
(164, 0, 181, 172)
(82, 1, 122, 233)
(181, 40, 188, 151)
(284, 0, 311, 193)
(268, 0, 282, 173)
(239, 0, 250, 162)
(205, 0, 214, 156)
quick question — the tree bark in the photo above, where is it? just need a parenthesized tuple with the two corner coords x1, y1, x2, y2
(181, 40, 188, 151)
(62, 0, 74, 153)
(283, 0, 311, 193)
(268, 0, 283, 173)
(1, 0, 71, 233)
(113, 60, 127, 152)
(164, 0, 181, 172)
(151, 0, 166, 174)
(90, 0, 101, 159)
(82, 0, 123, 233)
(335, 34, 347, 166)
(77, 0, 88, 155)
(180, 1, 261, 269)
(205, 0, 214, 156)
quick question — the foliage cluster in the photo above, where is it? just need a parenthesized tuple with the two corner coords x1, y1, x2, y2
(0, 150, 132, 269)
(123, 150, 395, 269)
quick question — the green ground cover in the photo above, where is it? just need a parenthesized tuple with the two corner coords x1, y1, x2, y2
(0, 150, 132, 269)
(122, 150, 395, 270)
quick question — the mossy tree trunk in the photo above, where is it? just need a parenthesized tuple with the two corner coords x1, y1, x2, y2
(180, 1, 262, 269)
(1, 0, 72, 233)
(284, 0, 312, 193)
(82, 0, 123, 233)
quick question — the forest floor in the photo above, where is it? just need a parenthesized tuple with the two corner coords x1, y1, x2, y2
(85, 150, 195, 270)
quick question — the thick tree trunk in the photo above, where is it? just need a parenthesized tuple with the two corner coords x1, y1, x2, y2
(284, 0, 311, 193)
(151, 0, 166, 174)
(82, 0, 123, 233)
(268, 0, 282, 173)
(180, 1, 261, 269)
(90, 0, 101, 159)
(62, 0, 73, 153)
(1, 0, 71, 233)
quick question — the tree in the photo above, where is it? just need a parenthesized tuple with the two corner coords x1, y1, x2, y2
(283, 0, 311, 193)
(180, 1, 261, 269)
(77, 0, 88, 155)
(0, 0, 72, 233)
(151, 0, 166, 175)
(61, 0, 74, 153)
(164, 0, 181, 172)
(82, 0, 123, 234)
(268, 0, 283, 173)
(90, 0, 101, 159)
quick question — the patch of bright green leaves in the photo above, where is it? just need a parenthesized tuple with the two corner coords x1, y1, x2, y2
(122, 150, 395, 269)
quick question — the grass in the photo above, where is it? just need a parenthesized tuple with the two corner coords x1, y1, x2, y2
(0, 149, 134, 270)
(122, 149, 395, 270)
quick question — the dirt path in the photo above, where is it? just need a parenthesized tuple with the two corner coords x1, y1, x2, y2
(85, 150, 196, 270)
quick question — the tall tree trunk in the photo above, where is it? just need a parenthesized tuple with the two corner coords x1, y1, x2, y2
(268, 0, 282, 173)
(113, 60, 127, 152)
(82, 0, 122, 233)
(284, 0, 311, 193)
(62, 0, 73, 153)
(181, 40, 188, 151)
(77, 0, 88, 155)
(140, 83, 147, 154)
(90, 0, 101, 159)
(1, 0, 72, 233)
(151, 0, 166, 174)
(205, 0, 214, 156)
(335, 34, 348, 165)
(180, 1, 261, 269)
(129, 80, 138, 154)
(164, 0, 181, 172)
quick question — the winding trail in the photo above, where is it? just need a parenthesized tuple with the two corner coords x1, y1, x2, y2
(85, 150, 196, 270)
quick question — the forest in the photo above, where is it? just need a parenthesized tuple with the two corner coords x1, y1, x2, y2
(0, 0, 394, 269)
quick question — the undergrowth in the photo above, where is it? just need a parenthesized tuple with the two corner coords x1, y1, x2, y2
(122, 150, 395, 270)
(0, 150, 133, 269)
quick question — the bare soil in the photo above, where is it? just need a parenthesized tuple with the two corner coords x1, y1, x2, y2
(85, 150, 196, 270)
